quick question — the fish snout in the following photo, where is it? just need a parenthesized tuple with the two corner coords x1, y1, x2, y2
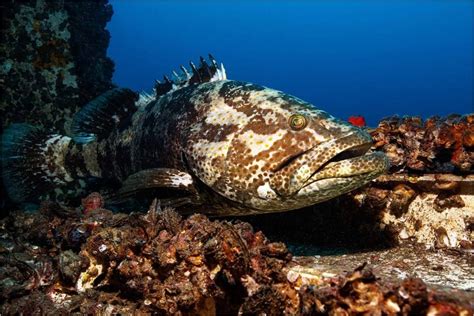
(269, 130, 376, 197)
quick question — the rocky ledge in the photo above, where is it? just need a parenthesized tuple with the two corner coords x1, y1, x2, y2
(247, 115, 473, 252)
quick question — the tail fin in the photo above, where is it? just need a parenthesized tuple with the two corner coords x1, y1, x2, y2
(1, 124, 73, 203)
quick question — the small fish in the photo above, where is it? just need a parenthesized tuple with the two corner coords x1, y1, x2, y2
(348, 115, 366, 127)
(1, 55, 389, 216)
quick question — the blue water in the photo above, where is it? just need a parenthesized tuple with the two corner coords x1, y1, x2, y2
(108, 0, 473, 126)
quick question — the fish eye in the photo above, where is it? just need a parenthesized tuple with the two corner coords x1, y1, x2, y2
(288, 114, 308, 131)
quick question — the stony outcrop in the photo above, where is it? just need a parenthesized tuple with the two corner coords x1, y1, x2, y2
(0, 0, 114, 214)
(0, 0, 114, 133)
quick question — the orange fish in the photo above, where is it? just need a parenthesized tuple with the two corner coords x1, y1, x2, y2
(348, 115, 366, 127)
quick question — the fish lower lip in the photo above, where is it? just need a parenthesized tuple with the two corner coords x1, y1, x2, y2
(302, 150, 388, 187)
(270, 132, 374, 197)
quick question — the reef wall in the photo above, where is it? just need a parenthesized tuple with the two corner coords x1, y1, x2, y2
(0, 0, 114, 214)
(0, 0, 114, 133)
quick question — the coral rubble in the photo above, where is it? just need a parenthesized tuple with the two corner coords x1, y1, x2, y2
(0, 196, 472, 315)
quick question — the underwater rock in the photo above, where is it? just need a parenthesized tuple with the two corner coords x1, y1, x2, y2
(295, 266, 472, 315)
(0, 0, 114, 217)
(0, 198, 472, 314)
(291, 243, 474, 291)
(0, 0, 114, 133)
(358, 174, 473, 249)
(371, 114, 474, 174)
(249, 173, 473, 252)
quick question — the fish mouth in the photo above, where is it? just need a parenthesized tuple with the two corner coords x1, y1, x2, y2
(305, 142, 373, 179)
(301, 145, 387, 187)
(270, 131, 388, 197)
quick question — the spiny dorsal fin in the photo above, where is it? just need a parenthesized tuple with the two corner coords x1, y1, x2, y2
(136, 91, 155, 108)
(71, 88, 138, 143)
(154, 54, 227, 98)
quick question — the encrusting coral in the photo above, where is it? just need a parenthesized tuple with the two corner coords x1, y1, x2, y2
(0, 195, 471, 315)
(371, 114, 474, 173)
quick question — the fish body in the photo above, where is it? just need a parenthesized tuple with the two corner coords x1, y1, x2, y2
(2, 56, 389, 215)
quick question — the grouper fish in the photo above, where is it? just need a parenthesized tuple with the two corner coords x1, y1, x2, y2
(2, 55, 389, 215)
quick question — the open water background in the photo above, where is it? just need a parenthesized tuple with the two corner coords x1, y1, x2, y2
(108, 0, 473, 126)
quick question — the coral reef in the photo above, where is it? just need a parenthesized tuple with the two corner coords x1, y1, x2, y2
(0, 196, 471, 315)
(371, 114, 474, 173)
(349, 175, 473, 249)
(0, 0, 114, 133)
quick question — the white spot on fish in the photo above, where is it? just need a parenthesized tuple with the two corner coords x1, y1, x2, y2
(257, 183, 277, 200)
(169, 173, 193, 187)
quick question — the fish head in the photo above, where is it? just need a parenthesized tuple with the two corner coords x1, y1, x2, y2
(187, 80, 389, 212)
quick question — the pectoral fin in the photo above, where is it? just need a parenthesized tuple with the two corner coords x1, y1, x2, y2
(111, 168, 200, 205)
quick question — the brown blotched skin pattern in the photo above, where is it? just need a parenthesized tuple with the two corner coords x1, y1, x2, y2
(94, 80, 388, 215)
(3, 59, 389, 215)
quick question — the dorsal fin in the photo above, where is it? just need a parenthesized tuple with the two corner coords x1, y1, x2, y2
(71, 88, 138, 143)
(136, 91, 155, 108)
(154, 54, 227, 98)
